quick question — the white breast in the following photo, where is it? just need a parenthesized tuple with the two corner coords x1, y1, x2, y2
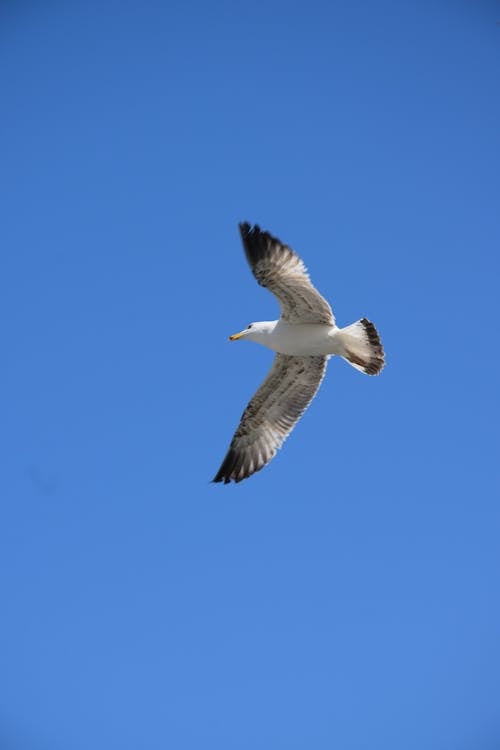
(267, 322, 344, 356)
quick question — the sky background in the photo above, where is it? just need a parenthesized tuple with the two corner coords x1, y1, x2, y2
(1, 1, 499, 748)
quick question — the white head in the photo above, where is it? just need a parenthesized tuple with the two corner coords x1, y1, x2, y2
(229, 321, 277, 344)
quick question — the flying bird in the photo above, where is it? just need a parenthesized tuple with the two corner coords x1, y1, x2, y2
(213, 223, 385, 484)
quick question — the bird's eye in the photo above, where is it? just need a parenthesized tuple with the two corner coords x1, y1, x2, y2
(248, 324, 253, 329)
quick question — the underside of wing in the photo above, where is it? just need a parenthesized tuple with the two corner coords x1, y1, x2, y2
(239, 222, 335, 325)
(213, 354, 328, 484)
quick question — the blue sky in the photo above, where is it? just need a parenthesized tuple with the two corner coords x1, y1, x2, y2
(1, 1, 499, 748)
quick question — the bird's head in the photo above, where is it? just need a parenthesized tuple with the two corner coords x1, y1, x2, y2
(229, 321, 275, 342)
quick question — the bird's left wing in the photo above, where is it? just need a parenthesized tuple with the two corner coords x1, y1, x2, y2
(239, 223, 335, 325)
(213, 354, 327, 484)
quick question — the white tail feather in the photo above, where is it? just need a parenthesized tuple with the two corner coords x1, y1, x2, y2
(338, 318, 385, 375)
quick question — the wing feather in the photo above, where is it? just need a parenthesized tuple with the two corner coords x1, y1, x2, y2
(239, 223, 335, 325)
(213, 354, 328, 484)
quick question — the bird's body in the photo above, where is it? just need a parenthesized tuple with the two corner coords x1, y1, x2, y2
(213, 223, 385, 484)
(234, 320, 349, 357)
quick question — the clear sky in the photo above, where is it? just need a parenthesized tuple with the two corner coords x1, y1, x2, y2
(1, 2, 499, 748)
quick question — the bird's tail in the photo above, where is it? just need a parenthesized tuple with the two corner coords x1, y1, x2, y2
(338, 318, 385, 375)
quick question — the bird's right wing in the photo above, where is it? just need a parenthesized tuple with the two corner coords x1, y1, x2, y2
(213, 354, 327, 484)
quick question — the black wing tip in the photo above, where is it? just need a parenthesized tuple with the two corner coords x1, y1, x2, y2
(212, 475, 231, 485)
(239, 221, 264, 245)
(238, 222, 285, 268)
(212, 458, 233, 484)
(212, 446, 269, 485)
(239, 221, 277, 239)
(239, 220, 257, 232)
(212, 469, 260, 485)
(211, 472, 241, 485)
(239, 221, 252, 235)
(212, 448, 239, 485)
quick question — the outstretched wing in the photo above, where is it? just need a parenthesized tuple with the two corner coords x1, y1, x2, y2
(239, 222, 335, 325)
(213, 354, 328, 484)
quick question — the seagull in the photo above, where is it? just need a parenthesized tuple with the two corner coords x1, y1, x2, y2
(213, 223, 385, 484)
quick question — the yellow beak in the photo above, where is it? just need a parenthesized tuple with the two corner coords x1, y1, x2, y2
(229, 331, 245, 341)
